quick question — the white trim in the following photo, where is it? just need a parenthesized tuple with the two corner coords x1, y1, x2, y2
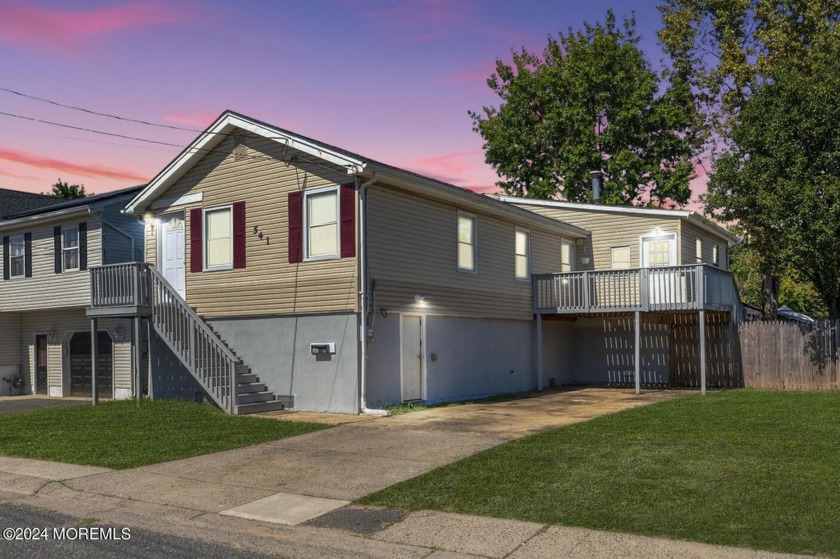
(124, 112, 366, 214)
(157, 210, 186, 297)
(399, 314, 427, 402)
(0, 207, 89, 230)
(202, 205, 234, 271)
(560, 238, 574, 273)
(457, 211, 477, 274)
(303, 185, 340, 262)
(150, 192, 203, 211)
(514, 227, 530, 280)
(639, 232, 677, 267)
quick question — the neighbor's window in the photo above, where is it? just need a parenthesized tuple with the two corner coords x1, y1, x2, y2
(63, 226, 79, 271)
(204, 206, 232, 270)
(305, 187, 339, 260)
(712, 243, 719, 266)
(457, 214, 476, 272)
(611, 246, 631, 269)
(10, 234, 25, 277)
(561, 239, 573, 272)
(515, 228, 529, 279)
(696, 238, 703, 263)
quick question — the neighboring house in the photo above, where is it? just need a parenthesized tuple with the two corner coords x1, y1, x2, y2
(87, 111, 588, 414)
(501, 197, 743, 391)
(0, 187, 144, 397)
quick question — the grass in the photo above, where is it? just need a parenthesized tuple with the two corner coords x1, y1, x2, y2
(0, 399, 329, 469)
(361, 390, 840, 558)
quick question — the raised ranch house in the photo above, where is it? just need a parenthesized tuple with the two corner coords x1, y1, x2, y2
(1, 112, 743, 413)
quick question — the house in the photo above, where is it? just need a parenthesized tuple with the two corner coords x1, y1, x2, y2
(500, 196, 743, 392)
(0, 187, 144, 397)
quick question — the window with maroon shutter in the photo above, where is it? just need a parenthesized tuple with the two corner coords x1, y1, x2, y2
(288, 191, 303, 263)
(340, 183, 356, 258)
(190, 208, 203, 272)
(233, 201, 246, 269)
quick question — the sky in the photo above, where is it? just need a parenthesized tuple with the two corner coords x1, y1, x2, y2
(0, 0, 691, 202)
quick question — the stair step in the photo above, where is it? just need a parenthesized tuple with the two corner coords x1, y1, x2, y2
(237, 401, 286, 414)
(235, 364, 251, 376)
(237, 391, 278, 404)
(237, 373, 259, 384)
(237, 382, 268, 393)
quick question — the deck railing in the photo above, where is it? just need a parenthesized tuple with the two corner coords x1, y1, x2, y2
(90, 262, 152, 308)
(533, 264, 741, 315)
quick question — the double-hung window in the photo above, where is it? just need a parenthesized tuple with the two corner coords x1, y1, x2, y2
(204, 206, 233, 270)
(304, 187, 339, 260)
(457, 213, 476, 272)
(10, 234, 25, 277)
(515, 228, 529, 279)
(63, 227, 79, 271)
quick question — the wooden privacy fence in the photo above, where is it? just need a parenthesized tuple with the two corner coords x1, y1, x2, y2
(740, 320, 840, 390)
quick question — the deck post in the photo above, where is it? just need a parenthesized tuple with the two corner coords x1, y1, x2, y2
(634, 311, 641, 394)
(699, 309, 707, 395)
(90, 318, 98, 406)
(146, 319, 153, 400)
(134, 316, 142, 407)
(536, 312, 544, 391)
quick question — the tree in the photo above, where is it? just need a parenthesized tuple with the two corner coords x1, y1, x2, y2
(49, 179, 88, 199)
(470, 11, 702, 205)
(659, 0, 840, 317)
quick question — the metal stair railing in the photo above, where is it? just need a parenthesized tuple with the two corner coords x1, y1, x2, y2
(148, 266, 239, 414)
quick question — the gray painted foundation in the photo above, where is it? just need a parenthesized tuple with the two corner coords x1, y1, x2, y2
(209, 313, 360, 414)
(149, 330, 205, 401)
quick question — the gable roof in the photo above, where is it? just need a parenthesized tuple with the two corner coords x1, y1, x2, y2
(0, 185, 145, 229)
(0, 188, 63, 218)
(124, 111, 589, 239)
(498, 196, 740, 244)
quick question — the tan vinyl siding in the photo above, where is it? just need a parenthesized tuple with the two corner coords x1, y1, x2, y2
(516, 205, 680, 270)
(0, 313, 21, 368)
(368, 186, 563, 321)
(0, 216, 102, 312)
(680, 221, 730, 269)
(20, 309, 132, 397)
(146, 133, 357, 318)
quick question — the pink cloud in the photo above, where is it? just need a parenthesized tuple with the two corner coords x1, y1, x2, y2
(413, 150, 484, 177)
(0, 1, 185, 53)
(441, 61, 498, 85)
(0, 147, 147, 183)
(366, 0, 469, 27)
(163, 110, 219, 128)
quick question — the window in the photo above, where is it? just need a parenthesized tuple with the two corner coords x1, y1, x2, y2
(305, 188, 339, 260)
(696, 238, 703, 263)
(10, 234, 25, 277)
(611, 246, 631, 269)
(457, 214, 476, 272)
(640, 232, 677, 268)
(515, 228, 529, 279)
(560, 239, 573, 272)
(63, 226, 79, 271)
(712, 243, 719, 266)
(204, 206, 232, 270)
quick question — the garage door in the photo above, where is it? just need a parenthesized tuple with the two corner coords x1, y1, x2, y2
(69, 332, 113, 397)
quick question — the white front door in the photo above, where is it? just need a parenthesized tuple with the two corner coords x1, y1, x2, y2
(401, 315, 424, 402)
(159, 212, 186, 298)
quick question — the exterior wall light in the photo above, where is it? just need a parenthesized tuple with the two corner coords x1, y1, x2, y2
(414, 294, 425, 304)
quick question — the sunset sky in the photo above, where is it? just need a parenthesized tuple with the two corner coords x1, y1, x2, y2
(0, 0, 686, 201)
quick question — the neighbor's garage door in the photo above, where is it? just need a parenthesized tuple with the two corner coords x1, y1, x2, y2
(69, 332, 113, 397)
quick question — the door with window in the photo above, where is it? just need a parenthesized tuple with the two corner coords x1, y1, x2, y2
(159, 212, 186, 297)
(35, 334, 48, 394)
(401, 315, 425, 402)
(640, 232, 685, 304)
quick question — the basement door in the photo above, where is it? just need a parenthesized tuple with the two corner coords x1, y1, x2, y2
(159, 212, 186, 298)
(400, 315, 425, 402)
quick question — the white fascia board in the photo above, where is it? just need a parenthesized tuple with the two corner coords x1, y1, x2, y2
(367, 167, 589, 239)
(125, 112, 366, 215)
(151, 192, 204, 211)
(0, 206, 90, 230)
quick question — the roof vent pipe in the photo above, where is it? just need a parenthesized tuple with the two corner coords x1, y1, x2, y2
(590, 171, 603, 203)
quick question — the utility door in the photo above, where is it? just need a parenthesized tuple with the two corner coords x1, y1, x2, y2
(159, 212, 186, 297)
(401, 315, 425, 402)
(35, 334, 48, 395)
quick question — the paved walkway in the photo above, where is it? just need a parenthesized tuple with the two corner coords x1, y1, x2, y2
(0, 388, 817, 558)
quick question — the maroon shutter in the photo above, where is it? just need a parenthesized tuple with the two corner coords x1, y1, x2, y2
(340, 183, 356, 258)
(233, 201, 246, 269)
(190, 208, 203, 272)
(288, 192, 303, 263)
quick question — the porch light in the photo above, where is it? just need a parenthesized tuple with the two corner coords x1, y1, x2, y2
(414, 294, 425, 304)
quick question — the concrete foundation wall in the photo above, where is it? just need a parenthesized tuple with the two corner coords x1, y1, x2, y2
(209, 313, 360, 414)
(149, 329, 205, 401)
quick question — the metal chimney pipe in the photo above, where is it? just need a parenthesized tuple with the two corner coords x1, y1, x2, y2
(590, 170, 602, 203)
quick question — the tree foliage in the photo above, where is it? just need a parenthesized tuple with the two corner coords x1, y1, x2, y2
(50, 179, 88, 199)
(470, 11, 702, 205)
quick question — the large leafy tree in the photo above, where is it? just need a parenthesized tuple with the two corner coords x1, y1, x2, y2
(470, 11, 702, 205)
(49, 178, 88, 199)
(660, 0, 839, 317)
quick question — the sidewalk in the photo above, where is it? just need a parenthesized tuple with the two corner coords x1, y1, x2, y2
(0, 388, 816, 558)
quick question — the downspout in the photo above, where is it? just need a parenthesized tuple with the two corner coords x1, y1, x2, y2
(358, 172, 388, 416)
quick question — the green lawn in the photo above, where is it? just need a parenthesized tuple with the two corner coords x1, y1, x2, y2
(361, 390, 840, 558)
(0, 399, 329, 469)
